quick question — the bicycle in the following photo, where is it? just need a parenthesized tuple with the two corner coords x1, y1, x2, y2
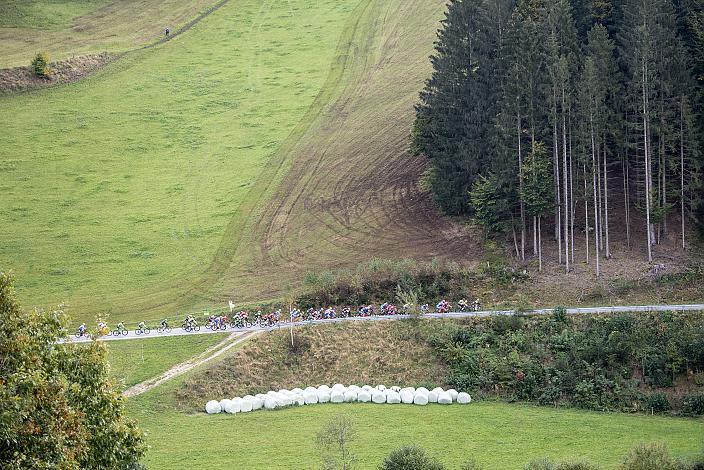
(136, 326, 151, 335)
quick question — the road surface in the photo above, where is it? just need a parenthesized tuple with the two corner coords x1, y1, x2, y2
(67, 303, 704, 343)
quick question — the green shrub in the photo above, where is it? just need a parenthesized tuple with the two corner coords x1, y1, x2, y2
(619, 443, 678, 470)
(31, 51, 51, 77)
(644, 392, 671, 413)
(379, 445, 445, 470)
(682, 393, 704, 416)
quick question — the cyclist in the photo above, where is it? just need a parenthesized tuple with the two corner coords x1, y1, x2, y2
(290, 309, 301, 322)
(77, 323, 87, 336)
(160, 318, 169, 329)
(472, 299, 481, 311)
(458, 299, 469, 312)
(116, 321, 126, 333)
(137, 321, 146, 332)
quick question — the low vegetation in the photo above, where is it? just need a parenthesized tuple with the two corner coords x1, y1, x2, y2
(428, 311, 704, 415)
(30, 51, 51, 77)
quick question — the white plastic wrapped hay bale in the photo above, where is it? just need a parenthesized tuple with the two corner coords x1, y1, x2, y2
(347, 384, 361, 392)
(330, 390, 345, 403)
(377, 384, 386, 391)
(386, 390, 401, 404)
(291, 388, 304, 395)
(304, 391, 319, 405)
(250, 396, 264, 410)
(361, 385, 373, 391)
(372, 390, 386, 404)
(292, 394, 305, 406)
(206, 400, 222, 414)
(332, 383, 346, 392)
(317, 390, 331, 403)
(304, 386, 317, 395)
(278, 389, 291, 396)
(357, 390, 372, 402)
(427, 390, 439, 403)
(255, 393, 267, 400)
(416, 387, 429, 396)
(240, 398, 254, 412)
(343, 389, 358, 403)
(457, 392, 472, 404)
(432, 387, 444, 395)
(390, 386, 401, 392)
(220, 399, 234, 413)
(318, 385, 331, 392)
(413, 393, 429, 405)
(264, 397, 278, 410)
(437, 392, 452, 405)
(400, 389, 414, 404)
(447, 389, 459, 401)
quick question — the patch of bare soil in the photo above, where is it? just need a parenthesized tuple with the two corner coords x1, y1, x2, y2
(0, 52, 115, 94)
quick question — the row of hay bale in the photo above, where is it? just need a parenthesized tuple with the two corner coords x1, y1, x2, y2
(205, 384, 471, 414)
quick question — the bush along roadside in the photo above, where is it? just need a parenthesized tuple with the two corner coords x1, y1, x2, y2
(423, 310, 704, 415)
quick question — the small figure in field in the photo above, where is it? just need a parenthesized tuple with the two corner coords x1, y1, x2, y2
(165, 27, 170, 37)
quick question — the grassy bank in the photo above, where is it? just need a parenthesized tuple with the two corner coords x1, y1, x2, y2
(105, 333, 228, 388)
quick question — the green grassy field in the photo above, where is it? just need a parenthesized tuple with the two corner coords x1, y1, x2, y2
(115, 326, 704, 469)
(0, 0, 220, 67)
(0, 0, 361, 321)
(105, 333, 228, 388)
(127, 398, 704, 469)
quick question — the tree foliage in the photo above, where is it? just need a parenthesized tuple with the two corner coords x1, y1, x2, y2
(0, 272, 146, 469)
(414, 0, 704, 261)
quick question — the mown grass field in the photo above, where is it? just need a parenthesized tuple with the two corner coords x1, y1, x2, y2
(104, 332, 228, 388)
(0, 0, 361, 321)
(0, 0, 219, 67)
(128, 397, 704, 469)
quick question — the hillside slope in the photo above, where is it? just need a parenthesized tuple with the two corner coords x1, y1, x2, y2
(202, 0, 479, 306)
(2, 0, 479, 321)
(0, 0, 220, 67)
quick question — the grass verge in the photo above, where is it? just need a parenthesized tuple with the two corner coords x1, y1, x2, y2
(105, 332, 228, 388)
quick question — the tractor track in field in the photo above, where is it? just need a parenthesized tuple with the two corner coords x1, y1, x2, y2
(251, 0, 476, 271)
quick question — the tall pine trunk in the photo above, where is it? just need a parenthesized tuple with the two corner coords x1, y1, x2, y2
(642, 62, 653, 262)
(584, 162, 590, 263)
(603, 141, 611, 258)
(591, 116, 601, 276)
(680, 96, 685, 249)
(517, 108, 525, 261)
(562, 87, 570, 273)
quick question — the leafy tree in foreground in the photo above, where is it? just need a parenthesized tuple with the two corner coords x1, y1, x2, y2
(0, 272, 146, 469)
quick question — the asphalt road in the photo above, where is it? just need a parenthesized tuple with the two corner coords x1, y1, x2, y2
(67, 303, 704, 343)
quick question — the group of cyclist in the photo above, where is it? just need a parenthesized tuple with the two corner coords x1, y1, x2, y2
(75, 298, 481, 337)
